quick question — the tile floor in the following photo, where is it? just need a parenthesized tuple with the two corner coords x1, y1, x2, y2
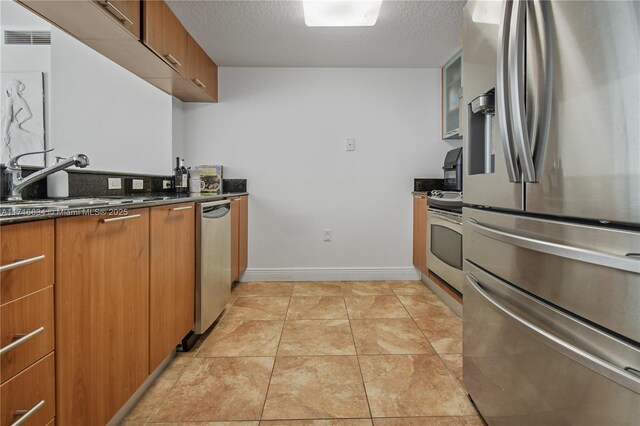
(122, 281, 483, 426)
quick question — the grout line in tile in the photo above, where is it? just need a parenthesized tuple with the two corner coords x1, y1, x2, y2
(396, 292, 445, 357)
(347, 307, 374, 420)
(395, 291, 469, 400)
(259, 295, 291, 420)
(143, 356, 194, 423)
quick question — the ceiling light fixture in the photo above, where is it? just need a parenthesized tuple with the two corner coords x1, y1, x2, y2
(303, 0, 383, 27)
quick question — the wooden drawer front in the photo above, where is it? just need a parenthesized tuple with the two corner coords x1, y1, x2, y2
(144, 0, 188, 77)
(0, 221, 54, 305)
(93, 0, 141, 38)
(1, 353, 55, 426)
(1, 286, 54, 383)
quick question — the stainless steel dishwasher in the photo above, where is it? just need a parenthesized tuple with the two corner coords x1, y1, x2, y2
(195, 200, 231, 334)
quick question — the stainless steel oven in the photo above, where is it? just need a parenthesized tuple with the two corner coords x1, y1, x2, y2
(428, 207, 464, 293)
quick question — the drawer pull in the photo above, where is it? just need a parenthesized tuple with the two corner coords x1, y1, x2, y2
(0, 255, 45, 273)
(171, 206, 193, 212)
(11, 400, 45, 426)
(99, 214, 141, 224)
(0, 327, 45, 356)
(99, 0, 134, 26)
(164, 53, 183, 67)
(193, 78, 206, 88)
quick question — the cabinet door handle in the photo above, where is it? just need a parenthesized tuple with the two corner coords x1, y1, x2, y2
(0, 327, 45, 356)
(99, 1, 134, 26)
(0, 254, 45, 273)
(193, 78, 206, 88)
(99, 214, 141, 224)
(164, 53, 183, 67)
(11, 400, 45, 426)
(171, 206, 193, 212)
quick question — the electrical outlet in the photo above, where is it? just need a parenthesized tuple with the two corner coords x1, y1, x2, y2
(108, 178, 122, 190)
(323, 228, 332, 242)
(346, 138, 356, 151)
(163, 180, 171, 189)
(132, 179, 144, 190)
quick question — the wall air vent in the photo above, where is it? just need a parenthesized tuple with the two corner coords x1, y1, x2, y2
(4, 30, 51, 45)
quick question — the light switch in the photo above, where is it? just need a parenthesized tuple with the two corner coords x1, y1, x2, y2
(346, 138, 356, 151)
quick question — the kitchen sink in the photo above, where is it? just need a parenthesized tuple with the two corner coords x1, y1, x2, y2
(0, 196, 176, 217)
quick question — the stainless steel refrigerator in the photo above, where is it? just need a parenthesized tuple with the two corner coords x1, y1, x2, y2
(461, 1, 640, 424)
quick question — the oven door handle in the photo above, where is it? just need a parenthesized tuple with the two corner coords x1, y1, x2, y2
(428, 209, 463, 226)
(467, 274, 640, 392)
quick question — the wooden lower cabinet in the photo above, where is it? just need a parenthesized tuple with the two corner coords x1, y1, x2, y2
(1, 286, 55, 382)
(238, 196, 248, 277)
(230, 198, 240, 282)
(149, 203, 195, 372)
(230, 196, 248, 282)
(55, 209, 150, 425)
(413, 195, 428, 275)
(1, 353, 55, 426)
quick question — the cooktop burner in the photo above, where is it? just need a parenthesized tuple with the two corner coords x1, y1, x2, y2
(427, 190, 463, 212)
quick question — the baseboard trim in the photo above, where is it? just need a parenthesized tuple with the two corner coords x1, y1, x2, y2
(241, 267, 421, 282)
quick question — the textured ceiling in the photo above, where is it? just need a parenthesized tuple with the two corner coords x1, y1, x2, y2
(166, 0, 464, 67)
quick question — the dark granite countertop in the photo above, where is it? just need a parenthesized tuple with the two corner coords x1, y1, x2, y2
(0, 192, 248, 226)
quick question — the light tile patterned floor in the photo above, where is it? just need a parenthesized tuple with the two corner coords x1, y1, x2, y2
(121, 281, 484, 425)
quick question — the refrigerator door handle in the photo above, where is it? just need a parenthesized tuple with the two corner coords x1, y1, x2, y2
(467, 218, 640, 274)
(509, 0, 536, 182)
(529, 0, 553, 175)
(467, 274, 640, 392)
(496, 0, 521, 183)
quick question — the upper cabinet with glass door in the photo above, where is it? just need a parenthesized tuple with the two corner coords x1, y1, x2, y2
(442, 50, 463, 139)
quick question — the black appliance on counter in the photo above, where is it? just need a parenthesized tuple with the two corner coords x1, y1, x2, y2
(443, 147, 463, 192)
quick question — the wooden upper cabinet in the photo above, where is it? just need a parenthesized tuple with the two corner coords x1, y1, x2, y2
(413, 195, 428, 275)
(149, 203, 195, 372)
(143, 0, 188, 77)
(55, 209, 150, 426)
(94, 0, 140, 38)
(186, 34, 219, 102)
(19, 0, 218, 101)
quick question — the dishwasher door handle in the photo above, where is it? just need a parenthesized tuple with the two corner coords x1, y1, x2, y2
(202, 203, 230, 219)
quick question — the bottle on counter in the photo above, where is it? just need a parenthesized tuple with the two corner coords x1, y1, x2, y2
(180, 159, 188, 190)
(174, 156, 185, 193)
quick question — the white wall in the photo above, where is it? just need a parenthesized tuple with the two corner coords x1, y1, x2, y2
(184, 67, 461, 281)
(50, 27, 173, 174)
(172, 97, 185, 163)
(1, 1, 51, 164)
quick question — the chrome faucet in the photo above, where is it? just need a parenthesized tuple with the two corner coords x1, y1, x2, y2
(3, 149, 90, 201)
